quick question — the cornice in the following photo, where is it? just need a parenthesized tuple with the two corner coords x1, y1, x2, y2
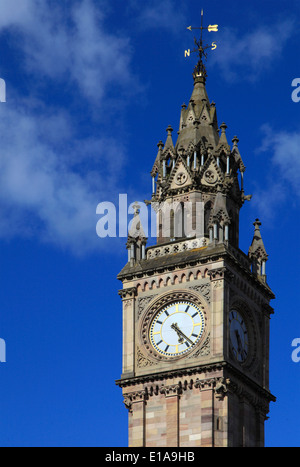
(116, 361, 226, 388)
(118, 243, 274, 300)
(118, 287, 137, 299)
(117, 361, 275, 414)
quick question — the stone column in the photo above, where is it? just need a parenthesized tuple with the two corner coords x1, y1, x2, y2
(194, 379, 214, 447)
(126, 390, 147, 447)
(118, 288, 137, 377)
(160, 384, 181, 447)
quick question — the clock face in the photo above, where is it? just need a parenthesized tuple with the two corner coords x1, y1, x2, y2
(229, 310, 249, 363)
(149, 301, 205, 357)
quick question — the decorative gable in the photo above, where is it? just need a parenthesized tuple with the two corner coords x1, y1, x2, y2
(185, 108, 195, 126)
(200, 155, 224, 187)
(199, 105, 211, 125)
(169, 159, 192, 190)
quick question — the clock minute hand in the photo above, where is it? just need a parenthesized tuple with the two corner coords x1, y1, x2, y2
(171, 323, 194, 346)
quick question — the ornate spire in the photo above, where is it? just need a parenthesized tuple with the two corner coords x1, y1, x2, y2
(174, 11, 219, 152)
(248, 219, 268, 260)
(148, 12, 251, 250)
(164, 125, 175, 153)
(126, 202, 147, 264)
(248, 219, 268, 279)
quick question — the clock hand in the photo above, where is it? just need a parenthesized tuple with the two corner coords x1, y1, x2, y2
(235, 329, 246, 360)
(171, 323, 194, 346)
(235, 329, 243, 353)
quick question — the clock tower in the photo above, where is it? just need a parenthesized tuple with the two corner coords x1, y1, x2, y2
(116, 17, 275, 448)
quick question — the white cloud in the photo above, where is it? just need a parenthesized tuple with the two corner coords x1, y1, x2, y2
(0, 1, 143, 255)
(259, 124, 300, 189)
(0, 0, 139, 102)
(211, 20, 295, 81)
(131, 0, 186, 33)
(0, 100, 127, 254)
(251, 124, 300, 221)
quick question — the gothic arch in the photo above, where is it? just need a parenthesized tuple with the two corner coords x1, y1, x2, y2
(204, 201, 213, 236)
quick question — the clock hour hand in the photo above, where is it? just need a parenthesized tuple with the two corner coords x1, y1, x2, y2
(235, 329, 243, 353)
(234, 329, 246, 360)
(171, 323, 194, 346)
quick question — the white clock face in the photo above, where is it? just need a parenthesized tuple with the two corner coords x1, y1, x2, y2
(229, 310, 249, 362)
(149, 301, 205, 357)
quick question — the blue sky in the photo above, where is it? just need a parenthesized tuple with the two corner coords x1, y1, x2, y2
(0, 0, 299, 447)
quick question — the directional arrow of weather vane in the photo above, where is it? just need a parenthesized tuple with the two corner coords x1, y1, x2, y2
(185, 9, 219, 58)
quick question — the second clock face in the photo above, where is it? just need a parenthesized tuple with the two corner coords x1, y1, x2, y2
(149, 301, 205, 357)
(229, 310, 249, 363)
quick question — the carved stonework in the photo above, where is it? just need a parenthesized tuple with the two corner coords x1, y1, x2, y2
(119, 287, 137, 299)
(189, 283, 211, 304)
(136, 346, 156, 368)
(187, 333, 210, 358)
(204, 169, 217, 184)
(147, 237, 207, 259)
(160, 383, 182, 397)
(138, 295, 158, 318)
(215, 378, 230, 401)
(123, 389, 148, 413)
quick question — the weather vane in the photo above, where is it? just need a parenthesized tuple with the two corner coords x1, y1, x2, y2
(185, 9, 218, 80)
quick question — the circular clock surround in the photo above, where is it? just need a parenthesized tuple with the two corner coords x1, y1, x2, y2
(140, 291, 208, 361)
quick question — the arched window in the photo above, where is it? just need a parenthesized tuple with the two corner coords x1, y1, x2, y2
(174, 202, 184, 238)
(204, 201, 213, 236)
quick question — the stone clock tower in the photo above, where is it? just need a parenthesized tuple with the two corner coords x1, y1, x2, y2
(116, 25, 275, 447)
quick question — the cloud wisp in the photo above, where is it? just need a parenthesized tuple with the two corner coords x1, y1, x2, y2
(0, 0, 138, 102)
(0, 0, 139, 255)
(210, 19, 295, 81)
(0, 100, 129, 255)
(251, 124, 300, 221)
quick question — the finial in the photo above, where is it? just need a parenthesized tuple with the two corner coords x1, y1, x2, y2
(132, 202, 141, 216)
(254, 219, 262, 230)
(220, 122, 227, 133)
(232, 136, 239, 147)
(166, 125, 173, 135)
